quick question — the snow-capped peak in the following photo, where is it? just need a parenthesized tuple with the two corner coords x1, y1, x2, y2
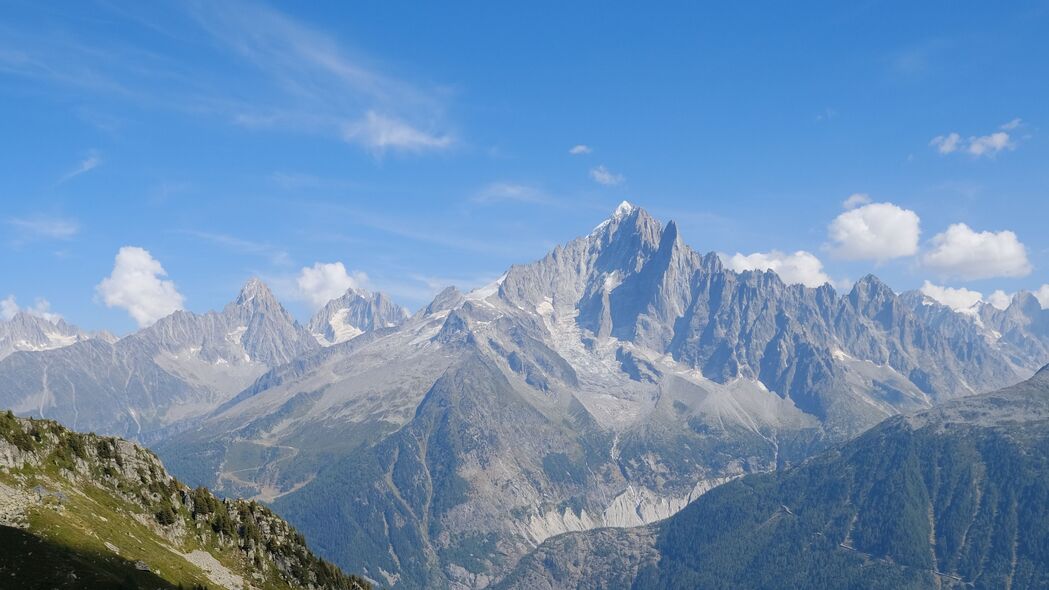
(613, 200, 635, 219)
(592, 200, 638, 233)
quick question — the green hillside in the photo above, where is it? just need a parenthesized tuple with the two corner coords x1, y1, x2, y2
(0, 411, 372, 590)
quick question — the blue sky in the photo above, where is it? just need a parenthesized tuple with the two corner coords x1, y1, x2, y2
(1, 0, 1047, 333)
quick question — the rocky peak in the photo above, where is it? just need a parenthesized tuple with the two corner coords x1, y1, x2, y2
(234, 277, 281, 310)
(0, 311, 87, 360)
(1010, 291, 1045, 316)
(590, 203, 663, 274)
(426, 286, 465, 315)
(847, 274, 899, 323)
(308, 286, 409, 346)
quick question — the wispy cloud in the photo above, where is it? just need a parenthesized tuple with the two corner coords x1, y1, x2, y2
(568, 144, 592, 155)
(1, 2, 455, 156)
(590, 165, 624, 186)
(187, 1, 454, 154)
(6, 216, 80, 240)
(815, 107, 837, 122)
(300, 199, 548, 257)
(179, 230, 292, 266)
(342, 111, 452, 154)
(56, 150, 102, 184)
(472, 182, 551, 205)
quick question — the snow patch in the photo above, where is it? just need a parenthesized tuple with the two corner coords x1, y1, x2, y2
(466, 274, 506, 303)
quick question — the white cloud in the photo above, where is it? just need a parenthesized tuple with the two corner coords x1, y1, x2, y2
(472, 182, 549, 204)
(297, 261, 369, 309)
(827, 202, 921, 261)
(1035, 285, 1049, 310)
(1000, 118, 1023, 131)
(180, 230, 291, 266)
(568, 144, 592, 155)
(930, 120, 1021, 158)
(6, 216, 79, 239)
(590, 165, 624, 186)
(57, 150, 101, 184)
(921, 223, 1031, 280)
(966, 131, 1013, 157)
(0, 296, 62, 322)
(931, 131, 960, 154)
(96, 246, 185, 327)
(0, 296, 15, 321)
(919, 281, 983, 312)
(842, 193, 871, 210)
(2, 3, 456, 157)
(986, 289, 1013, 310)
(342, 111, 453, 154)
(721, 250, 832, 288)
(930, 133, 961, 154)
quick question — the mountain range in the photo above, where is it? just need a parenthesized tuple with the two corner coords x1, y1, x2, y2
(499, 364, 1049, 589)
(2, 202, 1047, 588)
(0, 312, 104, 361)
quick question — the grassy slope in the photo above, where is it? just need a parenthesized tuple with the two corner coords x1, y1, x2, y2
(0, 412, 370, 590)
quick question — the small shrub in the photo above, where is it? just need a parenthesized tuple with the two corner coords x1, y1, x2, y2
(155, 503, 178, 526)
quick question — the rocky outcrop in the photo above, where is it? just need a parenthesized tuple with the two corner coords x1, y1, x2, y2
(0, 411, 370, 589)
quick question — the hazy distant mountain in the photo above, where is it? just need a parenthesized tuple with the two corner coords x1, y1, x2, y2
(0, 279, 318, 438)
(501, 364, 1049, 589)
(900, 289, 1049, 372)
(155, 203, 1049, 588)
(308, 287, 409, 346)
(0, 312, 90, 361)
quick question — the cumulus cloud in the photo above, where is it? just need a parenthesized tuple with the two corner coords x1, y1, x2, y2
(930, 120, 1021, 158)
(568, 144, 592, 155)
(842, 193, 871, 210)
(297, 261, 369, 309)
(919, 281, 984, 312)
(930, 133, 962, 154)
(921, 223, 1031, 280)
(590, 165, 624, 186)
(1035, 285, 1049, 310)
(721, 250, 832, 288)
(827, 201, 921, 261)
(986, 290, 1013, 310)
(0, 296, 15, 321)
(342, 111, 452, 154)
(96, 246, 184, 327)
(0, 296, 63, 322)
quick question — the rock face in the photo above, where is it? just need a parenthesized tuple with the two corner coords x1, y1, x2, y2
(0, 411, 371, 589)
(154, 204, 1049, 589)
(308, 287, 409, 346)
(500, 365, 1049, 590)
(0, 279, 319, 439)
(0, 312, 90, 361)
